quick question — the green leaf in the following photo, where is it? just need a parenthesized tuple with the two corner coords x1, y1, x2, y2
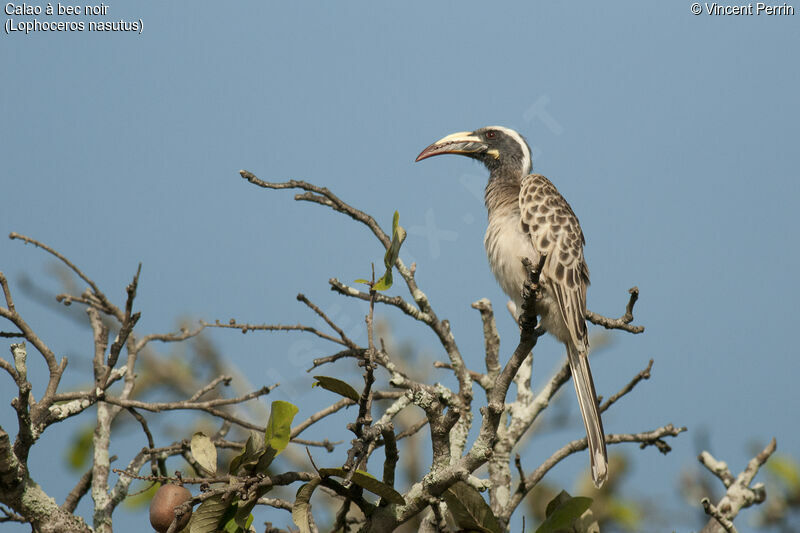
(191, 432, 217, 476)
(264, 400, 299, 455)
(354, 279, 371, 285)
(383, 211, 407, 270)
(239, 400, 299, 475)
(544, 490, 572, 518)
(442, 481, 501, 533)
(292, 478, 322, 533)
(313, 376, 361, 402)
(372, 270, 393, 291)
(233, 488, 268, 530)
(219, 501, 243, 533)
(254, 446, 277, 474)
(220, 502, 246, 533)
(535, 491, 593, 533)
(374, 211, 407, 291)
(188, 494, 234, 533)
(357, 211, 407, 292)
(228, 432, 264, 476)
(319, 468, 405, 505)
(228, 401, 298, 477)
(222, 516, 239, 533)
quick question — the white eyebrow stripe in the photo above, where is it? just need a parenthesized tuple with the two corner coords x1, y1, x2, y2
(486, 125, 532, 175)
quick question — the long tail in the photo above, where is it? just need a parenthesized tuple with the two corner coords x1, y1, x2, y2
(567, 345, 608, 488)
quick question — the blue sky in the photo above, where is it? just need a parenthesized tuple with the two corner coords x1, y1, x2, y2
(2, 2, 798, 531)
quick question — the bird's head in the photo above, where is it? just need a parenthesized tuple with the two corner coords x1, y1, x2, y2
(415, 126, 532, 177)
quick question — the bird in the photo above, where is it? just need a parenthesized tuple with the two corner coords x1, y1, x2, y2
(415, 126, 608, 487)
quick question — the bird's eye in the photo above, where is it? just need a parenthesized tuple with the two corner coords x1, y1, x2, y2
(486, 130, 496, 139)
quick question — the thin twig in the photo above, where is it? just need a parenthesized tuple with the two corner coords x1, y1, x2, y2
(506, 424, 687, 516)
(586, 287, 644, 334)
(188, 375, 233, 402)
(9, 233, 122, 321)
(204, 319, 346, 346)
(61, 466, 94, 514)
(297, 293, 358, 349)
(600, 358, 654, 413)
(701, 498, 738, 533)
(134, 324, 207, 353)
(329, 278, 433, 323)
(308, 348, 366, 371)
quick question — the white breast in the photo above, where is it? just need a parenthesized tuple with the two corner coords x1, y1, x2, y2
(484, 212, 537, 312)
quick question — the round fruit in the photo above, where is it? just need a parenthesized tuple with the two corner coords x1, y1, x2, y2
(149, 484, 192, 532)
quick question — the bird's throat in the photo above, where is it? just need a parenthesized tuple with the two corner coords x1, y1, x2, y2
(484, 171, 522, 214)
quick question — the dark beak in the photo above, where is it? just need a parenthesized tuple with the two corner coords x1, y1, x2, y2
(415, 131, 487, 162)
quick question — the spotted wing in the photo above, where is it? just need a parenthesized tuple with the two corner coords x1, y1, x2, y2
(519, 174, 590, 350)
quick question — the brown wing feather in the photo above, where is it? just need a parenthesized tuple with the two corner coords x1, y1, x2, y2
(519, 174, 590, 351)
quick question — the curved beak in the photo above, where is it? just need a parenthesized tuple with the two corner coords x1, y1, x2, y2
(415, 131, 487, 162)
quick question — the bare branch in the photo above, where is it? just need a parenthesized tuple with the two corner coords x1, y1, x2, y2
(237, 173, 392, 248)
(472, 298, 500, 379)
(297, 293, 358, 349)
(341, 289, 380, 481)
(9, 233, 122, 320)
(0, 174, 679, 531)
(396, 418, 428, 440)
(364, 257, 550, 530)
(0, 272, 16, 312)
(506, 424, 687, 517)
(0, 274, 64, 396)
(105, 266, 142, 379)
(291, 438, 340, 452)
(514, 454, 527, 493)
(308, 347, 365, 371)
(290, 391, 404, 440)
(62, 465, 94, 514)
(0, 504, 26, 523)
(433, 360, 489, 389)
(292, 398, 352, 438)
(2, 425, 90, 530)
(699, 450, 736, 488)
(134, 323, 207, 353)
(586, 287, 644, 334)
(699, 438, 776, 533)
(463, 257, 548, 475)
(9, 343, 34, 464)
(0, 357, 19, 382)
(239, 174, 472, 406)
(600, 358, 654, 413)
(381, 423, 399, 489)
(257, 497, 293, 512)
(0, 426, 21, 486)
(188, 375, 233, 401)
(329, 278, 432, 323)
(702, 498, 738, 533)
(102, 384, 276, 414)
(203, 319, 346, 346)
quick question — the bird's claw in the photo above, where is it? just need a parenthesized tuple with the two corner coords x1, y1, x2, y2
(520, 255, 546, 301)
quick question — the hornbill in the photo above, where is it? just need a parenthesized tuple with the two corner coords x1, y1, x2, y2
(416, 126, 608, 488)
